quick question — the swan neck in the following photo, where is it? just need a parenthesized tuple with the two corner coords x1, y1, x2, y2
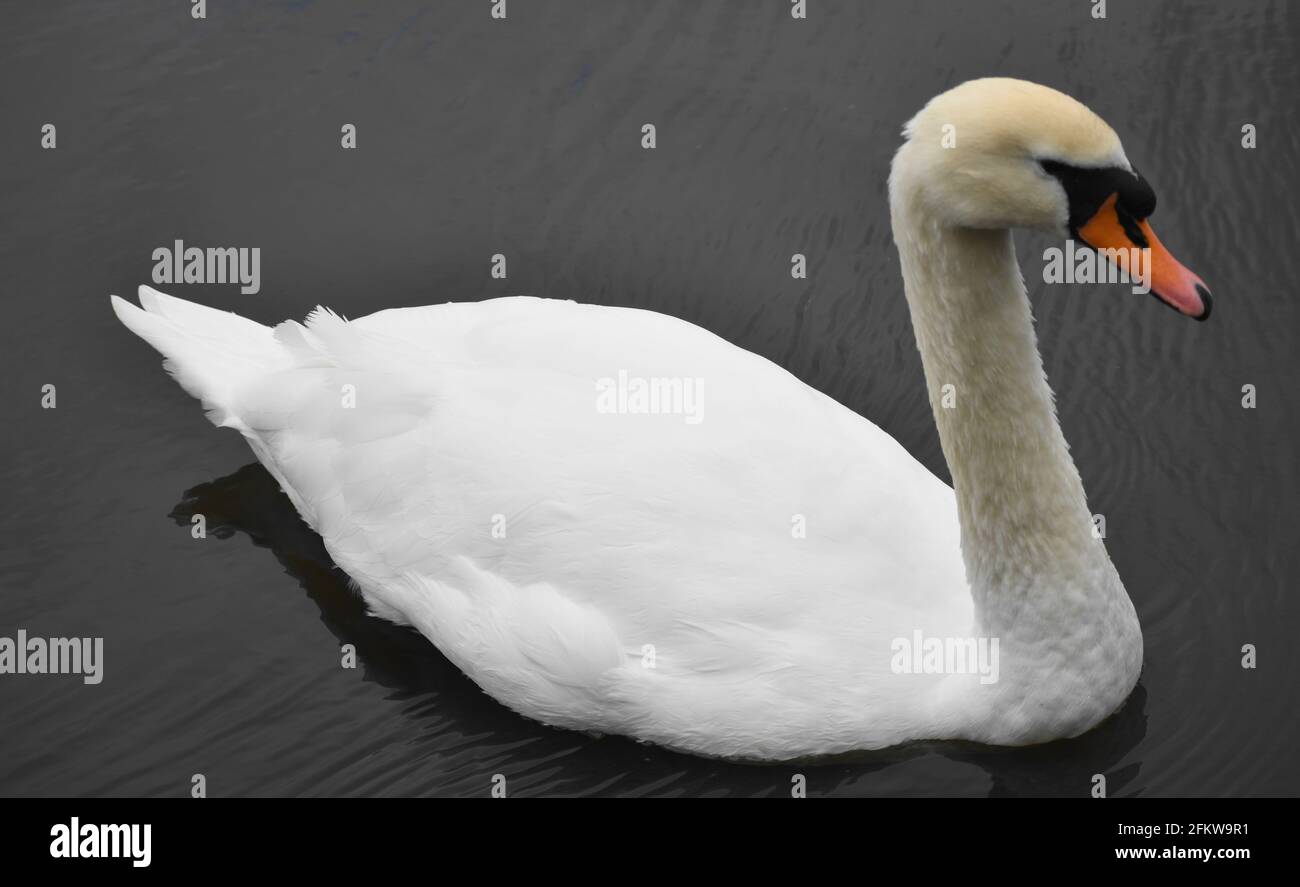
(892, 209, 1112, 631)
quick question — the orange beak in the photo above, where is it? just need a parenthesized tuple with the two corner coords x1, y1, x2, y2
(1077, 193, 1212, 321)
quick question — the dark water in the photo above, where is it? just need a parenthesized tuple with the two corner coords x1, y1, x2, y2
(2, 1, 1298, 797)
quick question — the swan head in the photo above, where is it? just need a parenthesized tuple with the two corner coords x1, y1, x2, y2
(891, 78, 1211, 320)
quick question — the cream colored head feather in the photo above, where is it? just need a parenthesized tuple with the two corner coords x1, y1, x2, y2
(892, 78, 1130, 232)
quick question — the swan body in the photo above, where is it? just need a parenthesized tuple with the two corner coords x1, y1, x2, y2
(112, 79, 1211, 760)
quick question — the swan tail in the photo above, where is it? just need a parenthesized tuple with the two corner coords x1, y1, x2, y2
(110, 285, 282, 431)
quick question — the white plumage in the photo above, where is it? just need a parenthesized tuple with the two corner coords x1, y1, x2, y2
(113, 289, 969, 758)
(112, 79, 1174, 759)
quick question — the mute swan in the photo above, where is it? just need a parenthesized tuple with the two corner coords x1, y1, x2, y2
(112, 78, 1211, 760)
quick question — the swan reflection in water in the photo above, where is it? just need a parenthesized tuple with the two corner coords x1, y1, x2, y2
(169, 463, 1148, 798)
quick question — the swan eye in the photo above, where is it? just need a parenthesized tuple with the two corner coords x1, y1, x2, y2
(1039, 159, 1157, 236)
(1118, 166, 1158, 220)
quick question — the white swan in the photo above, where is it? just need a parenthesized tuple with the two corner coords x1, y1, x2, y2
(112, 79, 1211, 760)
